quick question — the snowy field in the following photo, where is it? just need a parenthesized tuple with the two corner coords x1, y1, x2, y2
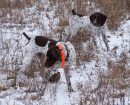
(0, 1, 130, 105)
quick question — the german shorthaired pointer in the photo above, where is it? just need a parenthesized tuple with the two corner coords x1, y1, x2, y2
(69, 9, 109, 51)
(17, 32, 76, 92)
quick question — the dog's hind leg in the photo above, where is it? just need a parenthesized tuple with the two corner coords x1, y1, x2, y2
(102, 33, 109, 51)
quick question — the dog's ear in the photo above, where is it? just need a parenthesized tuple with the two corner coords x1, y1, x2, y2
(90, 12, 107, 27)
(44, 46, 61, 67)
(72, 9, 76, 15)
(35, 36, 49, 47)
(72, 9, 84, 17)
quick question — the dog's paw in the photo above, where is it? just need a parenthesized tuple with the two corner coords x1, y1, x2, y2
(48, 72, 61, 83)
(68, 87, 75, 92)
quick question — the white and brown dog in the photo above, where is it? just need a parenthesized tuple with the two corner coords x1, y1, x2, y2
(68, 9, 109, 51)
(17, 10, 108, 92)
(17, 32, 76, 92)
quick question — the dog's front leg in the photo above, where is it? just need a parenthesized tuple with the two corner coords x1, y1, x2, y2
(64, 66, 74, 92)
(102, 33, 109, 51)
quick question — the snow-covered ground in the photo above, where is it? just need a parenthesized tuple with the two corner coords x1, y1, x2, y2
(0, 1, 130, 105)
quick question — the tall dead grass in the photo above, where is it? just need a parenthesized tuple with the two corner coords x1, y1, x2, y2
(0, 0, 37, 24)
(0, 0, 37, 9)
(106, 52, 130, 90)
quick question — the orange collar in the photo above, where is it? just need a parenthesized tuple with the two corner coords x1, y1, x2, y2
(57, 44, 65, 68)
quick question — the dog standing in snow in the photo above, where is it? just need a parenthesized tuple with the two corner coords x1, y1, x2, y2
(17, 32, 76, 92)
(68, 9, 109, 51)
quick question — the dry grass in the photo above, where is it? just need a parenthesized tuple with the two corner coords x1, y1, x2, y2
(104, 52, 130, 90)
(0, 0, 37, 23)
(96, 0, 129, 30)
(1, 0, 129, 31)
(71, 28, 95, 65)
(0, 0, 37, 9)
(0, 0, 130, 31)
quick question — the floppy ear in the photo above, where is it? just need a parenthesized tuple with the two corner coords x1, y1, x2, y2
(90, 12, 107, 26)
(90, 13, 96, 25)
(100, 13, 107, 26)
(35, 36, 48, 47)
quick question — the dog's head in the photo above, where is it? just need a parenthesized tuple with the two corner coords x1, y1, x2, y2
(44, 46, 61, 68)
(90, 12, 107, 27)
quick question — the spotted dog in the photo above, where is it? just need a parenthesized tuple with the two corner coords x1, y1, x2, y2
(69, 9, 109, 51)
(17, 32, 76, 92)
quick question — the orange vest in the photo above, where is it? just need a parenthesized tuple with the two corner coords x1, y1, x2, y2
(57, 44, 65, 68)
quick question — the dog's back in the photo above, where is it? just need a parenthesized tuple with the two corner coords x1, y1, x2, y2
(65, 42, 76, 68)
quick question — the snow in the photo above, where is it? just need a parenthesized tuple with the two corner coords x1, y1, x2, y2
(0, 1, 130, 105)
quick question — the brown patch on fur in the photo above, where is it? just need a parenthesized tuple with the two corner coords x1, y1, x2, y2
(35, 36, 48, 47)
(44, 46, 61, 67)
(35, 36, 57, 47)
(90, 12, 107, 26)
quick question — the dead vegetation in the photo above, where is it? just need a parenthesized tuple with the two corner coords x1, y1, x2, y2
(71, 28, 95, 65)
(106, 52, 130, 90)
(0, 0, 130, 104)
(95, 0, 129, 30)
(99, 52, 130, 90)
(0, 0, 37, 9)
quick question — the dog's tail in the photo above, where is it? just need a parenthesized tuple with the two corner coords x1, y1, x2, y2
(72, 9, 84, 17)
(23, 32, 31, 41)
(72, 9, 76, 15)
(23, 32, 31, 45)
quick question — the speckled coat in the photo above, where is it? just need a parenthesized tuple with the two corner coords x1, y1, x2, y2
(17, 33, 76, 91)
